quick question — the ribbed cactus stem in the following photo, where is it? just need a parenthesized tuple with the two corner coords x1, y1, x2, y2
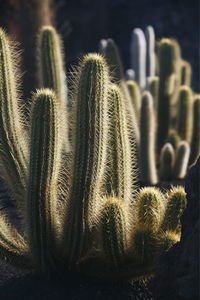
(174, 141, 190, 179)
(27, 89, 61, 272)
(181, 60, 192, 86)
(37, 26, 69, 151)
(0, 29, 28, 205)
(64, 54, 109, 263)
(126, 80, 141, 118)
(107, 84, 138, 201)
(157, 38, 181, 150)
(147, 76, 159, 109)
(177, 86, 193, 143)
(190, 97, 200, 165)
(101, 198, 127, 268)
(138, 187, 165, 232)
(130, 28, 146, 89)
(160, 143, 175, 181)
(145, 26, 156, 77)
(125, 69, 135, 81)
(139, 92, 158, 184)
(161, 187, 187, 232)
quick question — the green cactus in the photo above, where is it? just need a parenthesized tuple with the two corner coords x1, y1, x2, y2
(27, 89, 62, 272)
(0, 27, 189, 282)
(173, 141, 190, 179)
(63, 54, 110, 264)
(160, 143, 175, 181)
(165, 129, 181, 150)
(161, 186, 187, 232)
(139, 92, 158, 184)
(101, 198, 127, 269)
(177, 86, 193, 143)
(126, 80, 141, 119)
(157, 38, 181, 150)
(180, 60, 192, 86)
(37, 26, 70, 151)
(190, 97, 200, 165)
(147, 76, 159, 109)
(0, 29, 28, 208)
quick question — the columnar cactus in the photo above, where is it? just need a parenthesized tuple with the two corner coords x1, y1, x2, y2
(160, 143, 175, 181)
(190, 97, 200, 165)
(0, 29, 28, 207)
(139, 92, 158, 184)
(130, 28, 146, 89)
(145, 26, 156, 77)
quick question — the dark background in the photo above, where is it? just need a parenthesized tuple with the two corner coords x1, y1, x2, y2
(56, 0, 199, 91)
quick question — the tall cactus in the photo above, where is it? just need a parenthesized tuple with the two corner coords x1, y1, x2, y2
(180, 60, 192, 86)
(37, 26, 70, 151)
(130, 28, 146, 89)
(27, 89, 62, 272)
(63, 54, 110, 264)
(0, 29, 28, 207)
(107, 84, 138, 202)
(157, 39, 181, 150)
(145, 26, 156, 77)
(126, 80, 141, 119)
(139, 92, 158, 184)
(177, 86, 193, 143)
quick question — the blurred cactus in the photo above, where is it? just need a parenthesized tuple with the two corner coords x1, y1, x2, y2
(160, 143, 175, 181)
(125, 69, 135, 81)
(145, 26, 156, 77)
(126, 80, 141, 118)
(181, 60, 192, 86)
(189, 96, 200, 165)
(139, 92, 158, 184)
(173, 141, 190, 179)
(130, 28, 146, 89)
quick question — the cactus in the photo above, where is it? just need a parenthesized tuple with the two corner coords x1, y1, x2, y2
(145, 26, 156, 77)
(126, 80, 141, 118)
(177, 86, 193, 143)
(130, 28, 146, 89)
(157, 38, 181, 150)
(161, 186, 186, 232)
(181, 60, 192, 86)
(0, 27, 188, 282)
(190, 97, 200, 165)
(27, 89, 62, 272)
(101, 198, 127, 269)
(160, 143, 175, 181)
(139, 92, 158, 184)
(173, 141, 190, 179)
(165, 129, 181, 150)
(0, 29, 28, 208)
(147, 76, 159, 109)
(63, 54, 110, 264)
(37, 26, 70, 152)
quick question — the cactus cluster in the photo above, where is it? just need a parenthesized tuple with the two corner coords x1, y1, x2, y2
(100, 26, 200, 185)
(0, 27, 187, 280)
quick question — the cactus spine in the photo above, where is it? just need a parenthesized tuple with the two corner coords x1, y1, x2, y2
(139, 92, 158, 184)
(27, 89, 61, 271)
(145, 26, 156, 77)
(63, 54, 109, 263)
(0, 29, 28, 205)
(177, 86, 193, 143)
(130, 28, 146, 89)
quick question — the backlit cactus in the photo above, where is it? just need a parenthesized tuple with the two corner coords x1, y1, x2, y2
(0, 27, 189, 282)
